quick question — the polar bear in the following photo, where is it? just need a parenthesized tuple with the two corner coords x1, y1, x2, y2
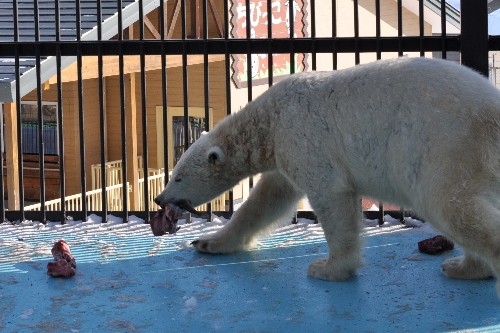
(155, 57, 500, 297)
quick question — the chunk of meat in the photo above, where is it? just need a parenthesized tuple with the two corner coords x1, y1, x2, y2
(149, 203, 184, 236)
(47, 259, 76, 278)
(418, 235, 454, 254)
(47, 240, 76, 278)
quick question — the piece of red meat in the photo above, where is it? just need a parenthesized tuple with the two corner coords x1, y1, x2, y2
(47, 258, 76, 278)
(47, 240, 76, 278)
(149, 203, 183, 236)
(418, 235, 454, 255)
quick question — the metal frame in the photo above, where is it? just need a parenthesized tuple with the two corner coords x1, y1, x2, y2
(0, 0, 494, 224)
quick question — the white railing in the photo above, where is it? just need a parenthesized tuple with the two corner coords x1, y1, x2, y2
(25, 183, 128, 211)
(25, 171, 227, 213)
(91, 156, 146, 190)
(137, 172, 227, 211)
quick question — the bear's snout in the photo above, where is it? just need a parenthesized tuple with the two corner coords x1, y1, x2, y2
(154, 194, 165, 207)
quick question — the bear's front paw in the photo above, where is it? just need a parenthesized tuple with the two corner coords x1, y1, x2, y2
(441, 255, 493, 280)
(307, 258, 356, 281)
(191, 235, 250, 254)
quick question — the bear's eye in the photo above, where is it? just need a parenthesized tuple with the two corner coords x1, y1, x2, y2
(174, 177, 182, 183)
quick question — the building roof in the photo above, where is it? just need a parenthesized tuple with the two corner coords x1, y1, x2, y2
(0, 0, 161, 103)
(489, 0, 500, 13)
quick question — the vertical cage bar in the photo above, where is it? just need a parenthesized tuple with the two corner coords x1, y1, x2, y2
(418, 0, 424, 56)
(181, 0, 190, 157)
(461, 0, 489, 75)
(375, 0, 381, 60)
(245, 0, 252, 102)
(224, 0, 234, 213)
(160, 0, 170, 187)
(397, 0, 402, 56)
(332, 0, 337, 70)
(245, 0, 253, 190)
(353, 0, 360, 65)
(139, 0, 150, 217)
(202, 0, 212, 216)
(13, 0, 25, 221)
(34, 0, 47, 223)
(76, 0, 87, 220)
(97, 0, 107, 221)
(55, 0, 66, 223)
(311, 0, 316, 70)
(266, 0, 274, 85)
(288, 0, 295, 73)
(118, 0, 129, 222)
(440, 0, 447, 59)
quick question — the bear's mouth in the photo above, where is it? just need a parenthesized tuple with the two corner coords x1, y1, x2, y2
(174, 199, 199, 215)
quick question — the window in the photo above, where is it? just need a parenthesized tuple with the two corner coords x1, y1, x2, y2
(20, 102, 59, 155)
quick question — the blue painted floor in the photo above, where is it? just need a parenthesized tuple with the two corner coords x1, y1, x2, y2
(0, 216, 499, 333)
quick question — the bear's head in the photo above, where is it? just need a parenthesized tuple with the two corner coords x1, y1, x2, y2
(154, 130, 245, 210)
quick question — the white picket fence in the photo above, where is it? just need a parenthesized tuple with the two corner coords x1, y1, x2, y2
(25, 172, 227, 212)
(25, 183, 128, 211)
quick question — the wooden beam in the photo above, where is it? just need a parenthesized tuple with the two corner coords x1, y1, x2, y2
(48, 54, 224, 84)
(3, 103, 20, 210)
(167, 0, 182, 38)
(208, 0, 224, 38)
(144, 16, 161, 39)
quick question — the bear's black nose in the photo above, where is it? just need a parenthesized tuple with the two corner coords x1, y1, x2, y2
(154, 196, 163, 207)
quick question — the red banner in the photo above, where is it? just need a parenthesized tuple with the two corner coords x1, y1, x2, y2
(230, 0, 308, 88)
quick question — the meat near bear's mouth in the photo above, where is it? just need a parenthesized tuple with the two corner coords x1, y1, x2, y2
(149, 200, 199, 236)
(175, 199, 199, 215)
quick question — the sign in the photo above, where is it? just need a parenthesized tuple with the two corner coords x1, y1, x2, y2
(230, 0, 308, 88)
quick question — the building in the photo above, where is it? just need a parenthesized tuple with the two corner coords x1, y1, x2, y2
(0, 0, 460, 212)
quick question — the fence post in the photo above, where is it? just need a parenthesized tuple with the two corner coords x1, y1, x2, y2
(460, 0, 489, 76)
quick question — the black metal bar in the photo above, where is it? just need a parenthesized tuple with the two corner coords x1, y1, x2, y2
(310, 0, 316, 71)
(97, 0, 107, 222)
(378, 202, 384, 226)
(267, 0, 274, 84)
(245, 0, 253, 190)
(160, 0, 169, 187)
(13, 0, 25, 222)
(440, 0, 447, 59)
(0, 36, 464, 57)
(76, 0, 87, 221)
(375, 0, 381, 60)
(202, 0, 212, 218)
(138, 0, 150, 218)
(245, 0, 252, 102)
(332, 0, 337, 69)
(118, 0, 129, 222)
(461, 0, 489, 76)
(181, 0, 190, 156)
(289, 0, 295, 73)
(353, 0, 360, 65)
(55, 0, 66, 223)
(419, 0, 424, 56)
(223, 0, 233, 214)
(397, 0, 403, 56)
(34, 0, 47, 223)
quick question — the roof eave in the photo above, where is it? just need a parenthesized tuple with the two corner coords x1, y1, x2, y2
(1, 0, 161, 103)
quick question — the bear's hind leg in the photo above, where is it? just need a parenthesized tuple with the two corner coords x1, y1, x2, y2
(192, 171, 303, 254)
(307, 191, 363, 281)
(438, 195, 500, 298)
(441, 253, 493, 280)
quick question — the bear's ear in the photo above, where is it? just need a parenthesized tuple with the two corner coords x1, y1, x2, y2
(207, 146, 225, 165)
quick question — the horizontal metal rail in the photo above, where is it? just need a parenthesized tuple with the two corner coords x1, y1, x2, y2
(0, 36, 462, 57)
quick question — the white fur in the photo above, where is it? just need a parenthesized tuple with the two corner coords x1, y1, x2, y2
(155, 57, 500, 298)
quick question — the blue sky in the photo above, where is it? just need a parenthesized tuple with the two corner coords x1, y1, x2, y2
(447, 0, 500, 35)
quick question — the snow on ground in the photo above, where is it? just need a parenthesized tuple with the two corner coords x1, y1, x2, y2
(0, 212, 429, 274)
